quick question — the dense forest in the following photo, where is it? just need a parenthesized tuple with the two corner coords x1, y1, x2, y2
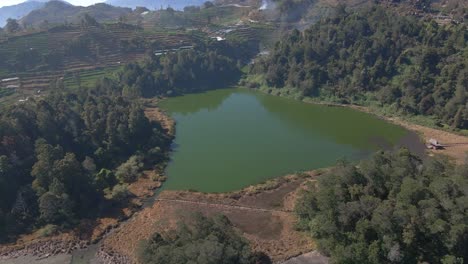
(0, 37, 249, 240)
(249, 7, 468, 129)
(138, 213, 271, 264)
(0, 80, 172, 241)
(296, 149, 468, 263)
(117, 40, 249, 97)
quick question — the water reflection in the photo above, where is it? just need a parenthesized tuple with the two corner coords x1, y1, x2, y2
(159, 88, 423, 193)
(159, 89, 232, 115)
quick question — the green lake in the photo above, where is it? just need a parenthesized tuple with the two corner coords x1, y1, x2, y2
(159, 88, 423, 193)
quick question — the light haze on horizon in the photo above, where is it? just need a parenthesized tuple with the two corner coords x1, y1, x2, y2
(0, 0, 105, 8)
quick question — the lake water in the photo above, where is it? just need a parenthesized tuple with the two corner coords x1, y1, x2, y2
(159, 88, 421, 193)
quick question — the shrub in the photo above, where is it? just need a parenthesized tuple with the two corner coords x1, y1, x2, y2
(115, 156, 143, 183)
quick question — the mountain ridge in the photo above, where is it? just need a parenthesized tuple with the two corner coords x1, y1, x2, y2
(105, 0, 206, 10)
(20, 1, 132, 26)
(0, 1, 45, 27)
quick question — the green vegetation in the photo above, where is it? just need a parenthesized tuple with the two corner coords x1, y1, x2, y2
(249, 7, 468, 129)
(0, 80, 172, 241)
(296, 149, 468, 263)
(273, 0, 315, 22)
(63, 67, 123, 90)
(118, 40, 252, 97)
(0, 21, 198, 77)
(138, 213, 271, 264)
(0, 87, 15, 98)
(0, 32, 256, 239)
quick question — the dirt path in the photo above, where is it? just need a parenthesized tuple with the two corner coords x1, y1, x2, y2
(154, 198, 292, 213)
(101, 173, 318, 263)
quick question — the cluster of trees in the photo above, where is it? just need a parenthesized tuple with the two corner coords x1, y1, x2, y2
(273, 0, 315, 22)
(138, 213, 271, 264)
(4, 18, 21, 33)
(118, 48, 241, 97)
(0, 81, 172, 240)
(296, 149, 468, 263)
(250, 7, 468, 129)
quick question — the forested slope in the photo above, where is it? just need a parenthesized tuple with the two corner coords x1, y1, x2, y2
(296, 150, 468, 263)
(115, 36, 256, 97)
(0, 80, 172, 240)
(249, 7, 467, 129)
(0, 37, 249, 240)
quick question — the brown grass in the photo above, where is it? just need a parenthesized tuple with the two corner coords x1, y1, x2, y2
(101, 173, 320, 263)
(143, 98, 175, 136)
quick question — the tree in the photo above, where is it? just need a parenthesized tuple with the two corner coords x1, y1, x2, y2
(94, 168, 116, 190)
(80, 13, 99, 28)
(106, 184, 130, 204)
(31, 140, 64, 195)
(0, 156, 17, 211)
(5, 19, 20, 33)
(0, 76, 172, 237)
(10, 186, 38, 229)
(295, 150, 468, 263)
(138, 213, 271, 264)
(38, 181, 74, 225)
(203, 1, 214, 9)
(115, 155, 143, 183)
(249, 6, 468, 129)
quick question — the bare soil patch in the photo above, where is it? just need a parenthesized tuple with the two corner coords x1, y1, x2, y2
(346, 105, 468, 163)
(101, 172, 321, 263)
(305, 100, 468, 164)
(0, 172, 166, 261)
(143, 98, 175, 136)
(389, 119, 468, 164)
(282, 250, 329, 264)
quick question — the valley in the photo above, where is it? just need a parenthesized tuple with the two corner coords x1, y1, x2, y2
(0, 0, 467, 263)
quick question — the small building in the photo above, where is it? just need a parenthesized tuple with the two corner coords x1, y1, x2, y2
(427, 138, 445, 150)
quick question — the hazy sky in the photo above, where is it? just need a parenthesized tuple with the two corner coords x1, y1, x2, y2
(0, 0, 105, 8)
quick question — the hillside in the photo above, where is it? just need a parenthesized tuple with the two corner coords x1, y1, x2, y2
(0, 22, 205, 105)
(20, 1, 132, 26)
(248, 7, 467, 129)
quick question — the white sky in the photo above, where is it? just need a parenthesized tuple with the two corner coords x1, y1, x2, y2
(0, 0, 105, 8)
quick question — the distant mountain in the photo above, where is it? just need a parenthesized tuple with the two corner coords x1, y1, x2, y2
(20, 1, 132, 26)
(0, 1, 46, 27)
(105, 0, 206, 10)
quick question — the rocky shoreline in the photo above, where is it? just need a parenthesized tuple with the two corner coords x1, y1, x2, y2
(0, 238, 132, 263)
(0, 238, 87, 261)
(96, 246, 132, 264)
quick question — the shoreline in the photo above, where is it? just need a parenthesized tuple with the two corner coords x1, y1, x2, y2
(1, 89, 465, 263)
(0, 102, 177, 264)
(250, 87, 468, 164)
(99, 171, 322, 263)
(330, 103, 468, 164)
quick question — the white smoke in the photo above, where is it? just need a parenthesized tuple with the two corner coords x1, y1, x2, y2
(259, 0, 270, 10)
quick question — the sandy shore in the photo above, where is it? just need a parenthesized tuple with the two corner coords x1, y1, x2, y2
(301, 98, 468, 164)
(385, 117, 468, 164)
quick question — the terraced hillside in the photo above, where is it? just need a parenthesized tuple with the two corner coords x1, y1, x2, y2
(0, 23, 203, 98)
